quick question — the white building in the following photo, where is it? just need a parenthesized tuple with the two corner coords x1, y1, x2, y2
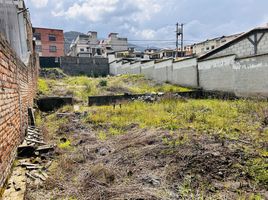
(68, 32, 128, 58)
(190, 33, 242, 56)
(68, 31, 102, 57)
(100, 33, 128, 56)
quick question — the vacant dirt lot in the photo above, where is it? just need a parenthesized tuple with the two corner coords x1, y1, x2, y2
(26, 74, 267, 200)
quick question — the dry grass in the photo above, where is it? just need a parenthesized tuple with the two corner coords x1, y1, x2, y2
(28, 75, 268, 200)
(38, 74, 190, 101)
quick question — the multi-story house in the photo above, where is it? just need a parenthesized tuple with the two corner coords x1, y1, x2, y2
(100, 33, 128, 56)
(187, 33, 243, 56)
(68, 32, 128, 58)
(33, 27, 64, 57)
(68, 31, 102, 57)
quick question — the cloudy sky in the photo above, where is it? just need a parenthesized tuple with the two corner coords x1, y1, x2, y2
(25, 0, 268, 47)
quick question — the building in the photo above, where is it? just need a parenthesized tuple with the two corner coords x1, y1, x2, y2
(199, 27, 268, 60)
(100, 33, 128, 56)
(143, 48, 160, 60)
(68, 31, 128, 58)
(198, 26, 268, 96)
(159, 49, 185, 59)
(68, 31, 102, 57)
(33, 27, 65, 57)
(188, 33, 242, 56)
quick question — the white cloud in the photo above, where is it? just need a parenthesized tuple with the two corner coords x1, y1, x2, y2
(52, 0, 162, 23)
(30, 0, 48, 8)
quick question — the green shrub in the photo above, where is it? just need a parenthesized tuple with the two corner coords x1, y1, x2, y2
(38, 78, 49, 95)
(99, 79, 108, 87)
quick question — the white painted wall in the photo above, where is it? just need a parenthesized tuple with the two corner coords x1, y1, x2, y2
(153, 59, 173, 82)
(199, 55, 236, 92)
(108, 53, 268, 98)
(121, 62, 131, 74)
(172, 58, 198, 88)
(130, 62, 141, 74)
(141, 61, 155, 79)
(234, 55, 268, 97)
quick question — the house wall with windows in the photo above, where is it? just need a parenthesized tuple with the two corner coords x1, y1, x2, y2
(191, 33, 242, 56)
(33, 27, 65, 57)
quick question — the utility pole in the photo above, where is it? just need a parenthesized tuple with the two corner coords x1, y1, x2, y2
(176, 23, 179, 58)
(176, 23, 184, 58)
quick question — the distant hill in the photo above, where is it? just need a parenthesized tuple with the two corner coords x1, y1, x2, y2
(128, 43, 147, 52)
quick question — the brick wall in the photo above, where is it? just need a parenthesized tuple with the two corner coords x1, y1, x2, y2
(0, 33, 38, 188)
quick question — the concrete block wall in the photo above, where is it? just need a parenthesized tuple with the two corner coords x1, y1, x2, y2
(172, 58, 198, 88)
(256, 33, 268, 55)
(0, 34, 38, 188)
(209, 38, 253, 59)
(109, 53, 268, 98)
(109, 61, 119, 75)
(141, 61, 155, 79)
(209, 33, 268, 59)
(198, 55, 236, 92)
(130, 62, 141, 75)
(153, 59, 173, 82)
(60, 57, 109, 77)
(120, 62, 131, 75)
(234, 55, 268, 97)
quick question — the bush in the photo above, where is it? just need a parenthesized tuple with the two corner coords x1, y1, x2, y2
(99, 79, 108, 87)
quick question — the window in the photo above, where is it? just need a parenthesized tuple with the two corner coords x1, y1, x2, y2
(48, 34, 56, 41)
(33, 33, 41, 40)
(80, 48, 85, 52)
(211, 45, 215, 49)
(49, 46, 57, 52)
(35, 45, 42, 52)
(206, 47, 210, 51)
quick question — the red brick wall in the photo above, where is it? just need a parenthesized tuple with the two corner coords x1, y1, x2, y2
(33, 28, 65, 57)
(0, 33, 38, 188)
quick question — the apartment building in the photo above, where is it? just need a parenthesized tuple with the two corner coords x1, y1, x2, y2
(68, 31, 102, 57)
(33, 27, 65, 57)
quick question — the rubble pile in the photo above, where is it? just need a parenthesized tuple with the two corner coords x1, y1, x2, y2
(17, 126, 55, 184)
(3, 126, 55, 199)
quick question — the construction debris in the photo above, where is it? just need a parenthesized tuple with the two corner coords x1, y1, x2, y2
(16, 126, 55, 186)
(18, 127, 55, 158)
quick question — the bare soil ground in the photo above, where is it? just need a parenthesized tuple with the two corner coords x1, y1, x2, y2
(25, 112, 267, 200)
